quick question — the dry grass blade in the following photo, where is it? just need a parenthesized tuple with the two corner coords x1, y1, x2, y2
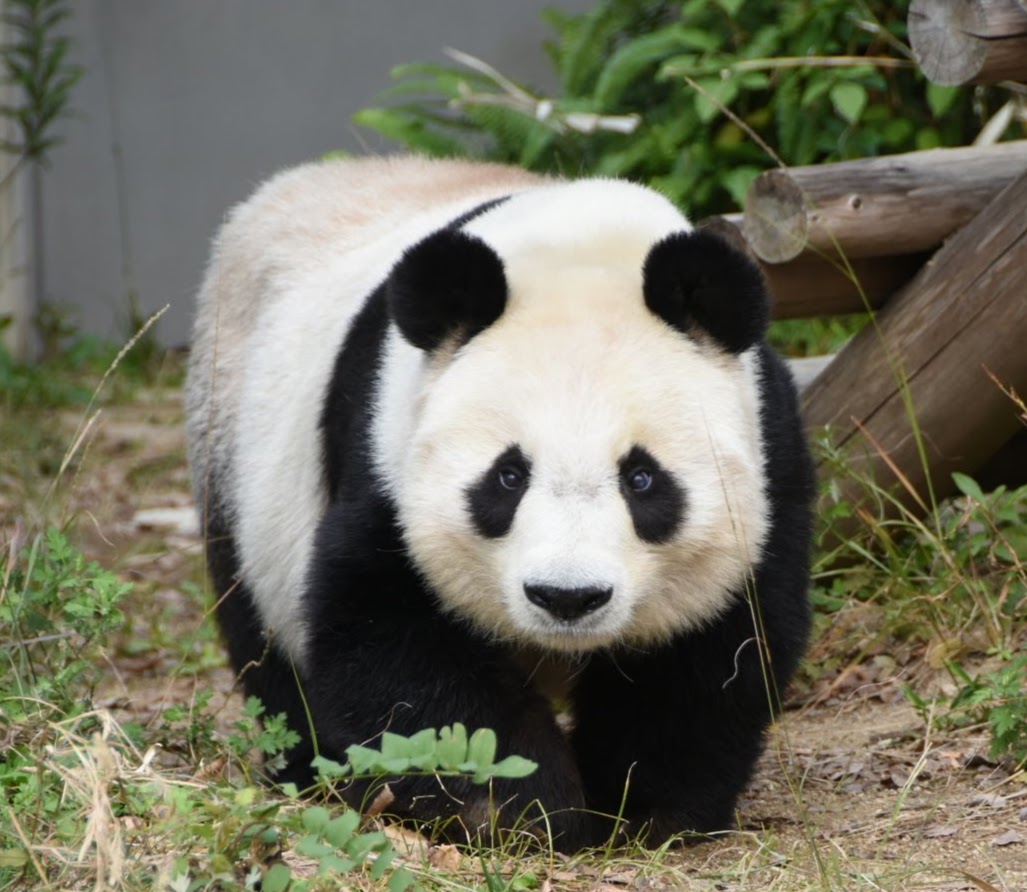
(43, 305, 168, 505)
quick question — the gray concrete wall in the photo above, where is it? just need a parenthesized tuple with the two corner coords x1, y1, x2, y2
(41, 1, 592, 347)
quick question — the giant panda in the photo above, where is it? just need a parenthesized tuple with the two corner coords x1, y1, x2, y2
(185, 155, 814, 851)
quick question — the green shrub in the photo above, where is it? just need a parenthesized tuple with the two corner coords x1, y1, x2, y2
(354, 0, 1016, 218)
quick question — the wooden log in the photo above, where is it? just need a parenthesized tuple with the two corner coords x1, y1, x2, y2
(909, 0, 1027, 86)
(802, 168, 1027, 517)
(742, 141, 1027, 263)
(700, 214, 927, 319)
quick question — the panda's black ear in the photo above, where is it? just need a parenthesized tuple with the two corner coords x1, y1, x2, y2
(642, 230, 769, 354)
(387, 229, 507, 352)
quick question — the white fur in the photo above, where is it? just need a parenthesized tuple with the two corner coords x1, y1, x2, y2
(187, 156, 769, 664)
(187, 157, 544, 661)
(392, 266, 768, 651)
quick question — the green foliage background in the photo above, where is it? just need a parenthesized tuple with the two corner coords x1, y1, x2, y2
(355, 0, 1017, 218)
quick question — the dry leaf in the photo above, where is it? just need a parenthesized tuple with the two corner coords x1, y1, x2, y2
(960, 871, 1003, 892)
(427, 844, 461, 871)
(972, 793, 1006, 808)
(365, 784, 395, 818)
(992, 829, 1024, 847)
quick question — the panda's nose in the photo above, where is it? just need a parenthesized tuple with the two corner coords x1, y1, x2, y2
(524, 583, 612, 621)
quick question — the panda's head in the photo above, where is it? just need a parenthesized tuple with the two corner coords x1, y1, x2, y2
(382, 185, 772, 653)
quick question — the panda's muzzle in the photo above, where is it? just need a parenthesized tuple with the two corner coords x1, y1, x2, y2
(523, 583, 613, 622)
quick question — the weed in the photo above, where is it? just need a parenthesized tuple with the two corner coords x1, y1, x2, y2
(814, 435, 1027, 657)
(1, 528, 130, 718)
(908, 657, 1027, 768)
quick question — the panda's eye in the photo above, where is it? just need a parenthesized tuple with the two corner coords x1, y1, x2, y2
(626, 467, 654, 493)
(497, 465, 526, 492)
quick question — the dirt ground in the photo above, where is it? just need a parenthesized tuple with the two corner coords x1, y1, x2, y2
(19, 389, 1027, 892)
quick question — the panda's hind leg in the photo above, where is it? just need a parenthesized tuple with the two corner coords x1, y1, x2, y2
(201, 501, 316, 786)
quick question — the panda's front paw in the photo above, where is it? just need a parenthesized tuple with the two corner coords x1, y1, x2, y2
(628, 804, 735, 848)
(440, 786, 593, 853)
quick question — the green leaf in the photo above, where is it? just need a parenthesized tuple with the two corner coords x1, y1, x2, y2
(318, 854, 357, 875)
(713, 0, 746, 16)
(369, 845, 398, 881)
(350, 107, 469, 158)
(262, 863, 292, 892)
(345, 830, 388, 860)
(594, 26, 687, 108)
(300, 806, 331, 833)
(0, 849, 29, 868)
(801, 73, 836, 108)
(926, 82, 960, 118)
(486, 755, 538, 779)
(323, 810, 360, 848)
(694, 77, 738, 124)
(388, 866, 416, 892)
(830, 83, 867, 125)
(295, 836, 335, 859)
(311, 755, 349, 779)
(952, 472, 985, 502)
(380, 731, 412, 760)
(345, 743, 388, 775)
(405, 727, 440, 771)
(916, 127, 942, 150)
(436, 723, 468, 770)
(466, 727, 498, 769)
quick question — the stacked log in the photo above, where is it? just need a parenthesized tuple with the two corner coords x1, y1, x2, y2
(698, 214, 926, 319)
(740, 141, 1027, 264)
(801, 168, 1027, 513)
(909, 0, 1027, 86)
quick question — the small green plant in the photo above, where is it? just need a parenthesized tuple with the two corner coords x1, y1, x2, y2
(947, 656, 1027, 766)
(227, 696, 303, 776)
(814, 446, 1027, 652)
(0, 531, 131, 886)
(313, 723, 537, 786)
(1, 528, 130, 718)
(907, 656, 1027, 768)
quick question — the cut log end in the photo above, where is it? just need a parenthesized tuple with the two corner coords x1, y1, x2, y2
(743, 169, 807, 263)
(910, 0, 1027, 86)
(909, 0, 988, 86)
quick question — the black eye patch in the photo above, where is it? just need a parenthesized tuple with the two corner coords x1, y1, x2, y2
(619, 445, 685, 544)
(466, 445, 531, 538)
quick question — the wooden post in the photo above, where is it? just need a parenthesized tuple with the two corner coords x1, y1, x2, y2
(700, 214, 926, 319)
(802, 168, 1027, 515)
(909, 0, 1027, 86)
(742, 141, 1027, 264)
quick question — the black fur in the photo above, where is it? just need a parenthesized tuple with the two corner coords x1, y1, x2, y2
(208, 205, 813, 852)
(642, 230, 769, 354)
(466, 445, 531, 539)
(297, 332, 810, 850)
(618, 445, 685, 544)
(387, 230, 507, 352)
(199, 492, 315, 785)
(573, 344, 814, 843)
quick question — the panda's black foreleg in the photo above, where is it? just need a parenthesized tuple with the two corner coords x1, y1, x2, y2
(298, 500, 592, 851)
(301, 606, 591, 849)
(570, 597, 795, 847)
